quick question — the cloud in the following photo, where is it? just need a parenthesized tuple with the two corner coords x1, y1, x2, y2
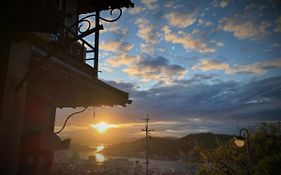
(128, 6, 143, 14)
(162, 26, 215, 53)
(165, 12, 197, 28)
(96, 75, 281, 137)
(123, 56, 187, 84)
(116, 78, 281, 136)
(139, 44, 155, 54)
(219, 14, 271, 40)
(212, 0, 229, 8)
(210, 40, 225, 47)
(173, 74, 215, 85)
(135, 18, 158, 45)
(105, 53, 188, 85)
(274, 15, 281, 33)
(118, 121, 181, 129)
(140, 0, 159, 10)
(106, 54, 141, 67)
(193, 58, 281, 75)
(54, 125, 89, 132)
(101, 23, 129, 40)
(198, 19, 213, 26)
(164, 0, 176, 8)
(100, 40, 134, 53)
(129, 76, 281, 122)
(272, 43, 281, 48)
(135, 18, 160, 53)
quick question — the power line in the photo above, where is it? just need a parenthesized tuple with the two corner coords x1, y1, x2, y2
(210, 84, 280, 117)
(196, 83, 281, 119)
(142, 114, 153, 175)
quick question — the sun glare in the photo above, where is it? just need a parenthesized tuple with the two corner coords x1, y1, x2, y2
(91, 122, 118, 133)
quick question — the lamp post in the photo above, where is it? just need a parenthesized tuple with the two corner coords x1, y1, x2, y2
(234, 128, 253, 175)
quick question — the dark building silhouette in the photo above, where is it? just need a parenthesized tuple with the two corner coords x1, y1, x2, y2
(0, 0, 134, 174)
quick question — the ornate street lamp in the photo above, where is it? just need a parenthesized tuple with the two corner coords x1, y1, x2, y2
(234, 128, 253, 174)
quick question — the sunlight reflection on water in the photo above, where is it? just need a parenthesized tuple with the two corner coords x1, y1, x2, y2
(95, 153, 105, 163)
(95, 144, 106, 163)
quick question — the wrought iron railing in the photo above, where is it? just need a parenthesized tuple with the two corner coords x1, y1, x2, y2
(60, 8, 123, 78)
(16, 8, 124, 90)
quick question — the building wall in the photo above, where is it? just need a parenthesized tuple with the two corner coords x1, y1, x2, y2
(0, 34, 11, 121)
(65, 0, 79, 35)
(0, 38, 31, 175)
(18, 67, 57, 174)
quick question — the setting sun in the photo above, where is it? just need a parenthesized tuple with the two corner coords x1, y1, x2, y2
(90, 122, 118, 133)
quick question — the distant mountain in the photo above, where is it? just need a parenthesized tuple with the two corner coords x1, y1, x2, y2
(103, 133, 233, 161)
(103, 137, 178, 158)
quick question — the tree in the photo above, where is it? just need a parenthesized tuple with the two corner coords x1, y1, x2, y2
(197, 122, 281, 175)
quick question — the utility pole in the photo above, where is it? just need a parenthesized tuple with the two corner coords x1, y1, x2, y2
(142, 114, 153, 175)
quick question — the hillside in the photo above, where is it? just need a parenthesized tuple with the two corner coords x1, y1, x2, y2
(177, 132, 232, 161)
(103, 137, 179, 159)
(103, 133, 233, 161)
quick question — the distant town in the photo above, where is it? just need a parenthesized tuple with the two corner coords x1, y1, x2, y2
(53, 132, 231, 175)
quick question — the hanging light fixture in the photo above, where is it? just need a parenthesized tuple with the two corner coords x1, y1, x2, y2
(234, 128, 253, 174)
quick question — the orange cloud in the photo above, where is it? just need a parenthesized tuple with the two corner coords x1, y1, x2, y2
(219, 16, 271, 40)
(165, 12, 197, 28)
(162, 26, 215, 53)
(193, 58, 281, 75)
(100, 40, 133, 53)
(106, 54, 141, 67)
(123, 56, 187, 84)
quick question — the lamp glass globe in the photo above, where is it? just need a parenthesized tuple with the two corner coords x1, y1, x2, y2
(235, 139, 245, 147)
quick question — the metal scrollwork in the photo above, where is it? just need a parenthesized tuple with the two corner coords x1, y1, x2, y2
(69, 8, 123, 34)
(240, 128, 249, 138)
(77, 19, 91, 33)
(99, 8, 123, 22)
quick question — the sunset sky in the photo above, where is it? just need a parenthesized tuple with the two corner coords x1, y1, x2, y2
(55, 0, 281, 144)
